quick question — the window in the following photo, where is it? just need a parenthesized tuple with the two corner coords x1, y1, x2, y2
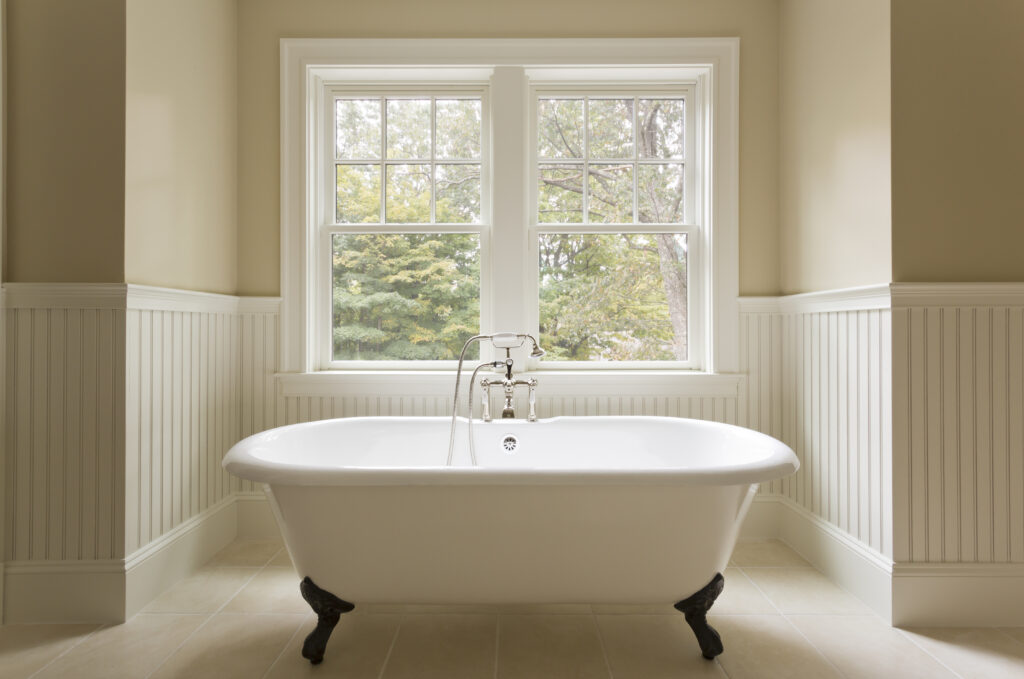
(532, 90, 698, 366)
(328, 93, 486, 363)
(281, 41, 740, 381)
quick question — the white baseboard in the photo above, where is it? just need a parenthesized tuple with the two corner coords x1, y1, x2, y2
(3, 497, 239, 623)
(892, 563, 1024, 627)
(741, 496, 894, 621)
(124, 496, 239, 619)
(235, 492, 282, 540)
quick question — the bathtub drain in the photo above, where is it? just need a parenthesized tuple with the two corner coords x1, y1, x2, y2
(501, 435, 518, 453)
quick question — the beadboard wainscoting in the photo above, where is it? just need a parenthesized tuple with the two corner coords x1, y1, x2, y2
(1, 285, 274, 622)
(739, 286, 895, 618)
(891, 284, 1024, 625)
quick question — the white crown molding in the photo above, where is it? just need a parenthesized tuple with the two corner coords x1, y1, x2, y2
(738, 284, 892, 315)
(890, 282, 1024, 307)
(2, 283, 128, 309)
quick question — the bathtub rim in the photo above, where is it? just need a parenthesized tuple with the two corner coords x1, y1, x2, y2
(224, 415, 799, 487)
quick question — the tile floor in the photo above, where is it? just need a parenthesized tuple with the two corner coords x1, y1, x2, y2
(2, 539, 1024, 678)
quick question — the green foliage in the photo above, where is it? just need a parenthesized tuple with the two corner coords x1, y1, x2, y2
(330, 94, 688, 363)
(538, 234, 686, 361)
(332, 234, 480, 360)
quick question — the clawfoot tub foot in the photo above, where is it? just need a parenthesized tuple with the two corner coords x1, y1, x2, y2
(674, 572, 725, 659)
(299, 577, 355, 664)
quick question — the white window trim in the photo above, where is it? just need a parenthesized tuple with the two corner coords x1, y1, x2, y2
(280, 38, 740, 387)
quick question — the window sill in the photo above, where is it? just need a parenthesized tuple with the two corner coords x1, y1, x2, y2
(276, 370, 741, 398)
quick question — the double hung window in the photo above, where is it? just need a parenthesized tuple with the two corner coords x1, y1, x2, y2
(283, 41, 739, 378)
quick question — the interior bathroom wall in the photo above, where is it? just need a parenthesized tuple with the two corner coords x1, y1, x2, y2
(125, 0, 238, 294)
(891, 0, 1024, 283)
(236, 0, 781, 297)
(778, 0, 892, 295)
(1, 0, 1022, 627)
(888, 0, 1024, 624)
(4, 0, 126, 284)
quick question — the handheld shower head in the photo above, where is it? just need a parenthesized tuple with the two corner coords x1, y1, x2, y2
(529, 342, 546, 358)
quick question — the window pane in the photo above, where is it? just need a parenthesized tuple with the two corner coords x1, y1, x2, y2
(436, 99, 481, 160)
(386, 99, 431, 159)
(336, 99, 381, 159)
(587, 164, 633, 223)
(332, 233, 480, 360)
(638, 99, 684, 159)
(538, 164, 584, 223)
(538, 233, 687, 361)
(588, 98, 634, 159)
(638, 164, 684, 223)
(336, 164, 381, 223)
(435, 164, 480, 223)
(385, 164, 431, 223)
(537, 98, 583, 159)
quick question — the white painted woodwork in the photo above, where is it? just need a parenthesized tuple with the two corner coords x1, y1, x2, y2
(892, 294, 1024, 565)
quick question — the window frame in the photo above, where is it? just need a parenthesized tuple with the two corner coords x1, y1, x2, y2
(280, 39, 740, 385)
(527, 83, 703, 369)
(318, 84, 491, 370)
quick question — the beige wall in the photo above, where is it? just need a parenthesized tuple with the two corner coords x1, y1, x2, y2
(125, 0, 237, 294)
(237, 0, 781, 296)
(5, 0, 125, 283)
(892, 0, 1024, 282)
(778, 0, 891, 294)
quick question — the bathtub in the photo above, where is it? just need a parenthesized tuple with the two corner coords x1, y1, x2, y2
(224, 415, 798, 663)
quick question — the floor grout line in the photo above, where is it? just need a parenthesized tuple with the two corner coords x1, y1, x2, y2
(260, 611, 311, 679)
(375, 615, 403, 679)
(738, 565, 853, 679)
(892, 628, 968, 679)
(140, 544, 282, 679)
(589, 613, 616, 679)
(492, 615, 500, 679)
(25, 624, 108, 679)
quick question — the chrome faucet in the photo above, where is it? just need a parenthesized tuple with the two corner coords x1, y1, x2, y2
(479, 358, 538, 422)
(447, 333, 545, 466)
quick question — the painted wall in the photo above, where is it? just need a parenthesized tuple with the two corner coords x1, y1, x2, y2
(125, 0, 238, 294)
(891, 0, 1024, 282)
(4, 0, 126, 283)
(778, 0, 892, 294)
(236, 0, 781, 296)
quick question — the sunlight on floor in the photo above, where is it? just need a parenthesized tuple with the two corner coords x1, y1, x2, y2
(2, 540, 1023, 678)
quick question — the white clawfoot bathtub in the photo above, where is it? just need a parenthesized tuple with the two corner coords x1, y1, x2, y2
(224, 415, 798, 663)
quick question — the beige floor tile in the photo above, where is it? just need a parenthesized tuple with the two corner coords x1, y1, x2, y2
(149, 612, 305, 679)
(742, 567, 871, 615)
(788, 615, 958, 679)
(591, 603, 676, 615)
(358, 603, 505, 615)
(268, 549, 294, 569)
(33, 614, 207, 679)
(143, 567, 259, 613)
(0, 624, 98, 679)
(900, 627, 1024, 679)
(595, 615, 728, 679)
(222, 567, 309, 614)
(381, 614, 497, 679)
(712, 616, 843, 679)
(206, 539, 283, 567)
(1000, 627, 1024, 645)
(713, 568, 777, 615)
(731, 540, 811, 567)
(265, 613, 400, 678)
(496, 604, 593, 615)
(497, 614, 610, 679)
